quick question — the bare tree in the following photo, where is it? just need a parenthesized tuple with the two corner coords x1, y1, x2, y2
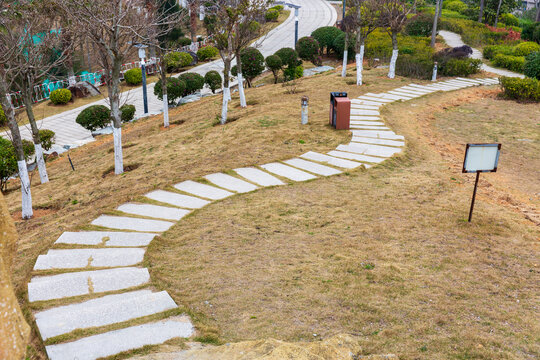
(431, 0, 442, 48)
(380, 0, 415, 79)
(350, 0, 379, 85)
(56, 0, 160, 174)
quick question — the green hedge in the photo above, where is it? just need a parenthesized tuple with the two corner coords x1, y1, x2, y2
(50, 88, 72, 105)
(440, 58, 482, 76)
(499, 76, 540, 101)
(396, 53, 434, 79)
(265, 8, 279, 22)
(405, 13, 435, 37)
(513, 42, 540, 57)
(164, 51, 194, 72)
(483, 44, 514, 60)
(492, 54, 525, 72)
(524, 51, 540, 79)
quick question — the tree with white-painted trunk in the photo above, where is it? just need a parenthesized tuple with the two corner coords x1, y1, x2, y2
(339, 15, 356, 77)
(380, 0, 415, 79)
(349, 0, 379, 85)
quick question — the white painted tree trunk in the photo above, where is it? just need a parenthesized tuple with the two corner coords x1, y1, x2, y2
(388, 49, 398, 79)
(341, 50, 348, 77)
(163, 94, 169, 128)
(17, 160, 33, 219)
(113, 127, 123, 174)
(199, 5, 205, 20)
(221, 87, 230, 124)
(34, 144, 49, 184)
(237, 73, 247, 108)
(356, 45, 365, 86)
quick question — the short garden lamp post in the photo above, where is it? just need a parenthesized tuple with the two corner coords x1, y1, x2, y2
(432, 61, 438, 82)
(134, 43, 149, 115)
(301, 96, 308, 124)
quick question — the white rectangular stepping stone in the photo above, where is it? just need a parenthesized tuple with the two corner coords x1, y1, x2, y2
(456, 77, 484, 84)
(92, 215, 174, 232)
(351, 130, 404, 140)
(350, 109, 380, 116)
(174, 180, 233, 200)
(350, 104, 379, 110)
(400, 86, 434, 93)
(350, 115, 380, 121)
(55, 232, 155, 247)
(351, 99, 384, 106)
(394, 88, 429, 95)
(408, 84, 438, 91)
(357, 95, 394, 103)
(327, 150, 385, 164)
(117, 203, 190, 221)
(350, 125, 390, 130)
(45, 318, 194, 360)
(34, 248, 146, 270)
(388, 90, 419, 98)
(145, 190, 210, 209)
(300, 151, 363, 169)
(260, 162, 317, 182)
(337, 143, 402, 158)
(352, 136, 405, 147)
(35, 290, 177, 340)
(379, 93, 413, 101)
(204, 173, 258, 193)
(350, 121, 386, 126)
(445, 80, 473, 87)
(233, 167, 285, 187)
(283, 158, 341, 176)
(28, 267, 150, 302)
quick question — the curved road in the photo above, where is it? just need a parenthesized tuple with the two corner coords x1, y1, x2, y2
(4, 1, 336, 149)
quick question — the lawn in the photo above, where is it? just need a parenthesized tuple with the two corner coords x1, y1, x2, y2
(5, 68, 539, 359)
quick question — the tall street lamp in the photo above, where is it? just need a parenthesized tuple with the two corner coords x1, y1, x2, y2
(275, 2, 301, 47)
(134, 43, 149, 115)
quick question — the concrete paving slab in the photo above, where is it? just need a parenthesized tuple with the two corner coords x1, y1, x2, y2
(233, 167, 285, 187)
(35, 290, 177, 340)
(55, 232, 156, 247)
(145, 190, 210, 209)
(387, 90, 419, 98)
(392, 88, 427, 96)
(174, 180, 233, 200)
(350, 130, 404, 140)
(349, 121, 386, 126)
(45, 317, 194, 360)
(28, 267, 150, 302)
(92, 215, 174, 232)
(204, 173, 258, 193)
(356, 95, 395, 103)
(350, 109, 380, 116)
(34, 248, 146, 270)
(350, 125, 390, 130)
(400, 86, 434, 93)
(351, 136, 405, 147)
(300, 151, 363, 169)
(351, 99, 384, 106)
(327, 150, 385, 164)
(260, 162, 317, 181)
(379, 93, 413, 101)
(117, 203, 190, 221)
(349, 115, 380, 121)
(350, 104, 379, 110)
(337, 143, 402, 158)
(283, 158, 341, 176)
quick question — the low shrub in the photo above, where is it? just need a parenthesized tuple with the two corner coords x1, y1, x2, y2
(120, 104, 136, 122)
(500, 13, 519, 27)
(49, 88, 72, 105)
(524, 51, 540, 79)
(440, 58, 482, 76)
(204, 70, 222, 93)
(405, 13, 434, 37)
(178, 72, 205, 95)
(284, 65, 303, 81)
(483, 44, 513, 60)
(499, 76, 540, 101)
(270, 5, 283, 11)
(296, 36, 320, 62)
(124, 68, 142, 85)
(492, 53, 525, 72)
(164, 51, 194, 72)
(275, 47, 300, 68)
(177, 37, 192, 47)
(76, 104, 110, 131)
(154, 77, 186, 105)
(0, 137, 17, 192)
(332, 33, 356, 60)
(38, 129, 55, 151)
(265, 8, 279, 22)
(513, 41, 540, 57)
(521, 22, 540, 43)
(197, 46, 219, 61)
(265, 55, 282, 83)
(0, 106, 6, 127)
(443, 0, 468, 14)
(311, 26, 343, 54)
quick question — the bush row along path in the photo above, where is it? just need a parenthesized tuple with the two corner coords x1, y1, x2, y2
(27, 76, 499, 360)
(2, 0, 337, 150)
(438, 30, 525, 78)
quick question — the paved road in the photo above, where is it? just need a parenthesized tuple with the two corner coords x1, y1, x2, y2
(439, 30, 525, 79)
(3, 0, 337, 150)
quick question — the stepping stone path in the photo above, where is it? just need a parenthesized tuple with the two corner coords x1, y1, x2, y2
(27, 76, 499, 360)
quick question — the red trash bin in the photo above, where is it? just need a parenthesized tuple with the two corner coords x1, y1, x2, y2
(333, 97, 350, 130)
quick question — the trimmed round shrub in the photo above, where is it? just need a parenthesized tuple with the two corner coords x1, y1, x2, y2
(178, 37, 192, 47)
(178, 72, 205, 95)
(240, 47, 265, 86)
(500, 13, 519, 27)
(154, 78, 186, 105)
(332, 33, 356, 60)
(124, 68, 143, 85)
(120, 104, 136, 122)
(524, 51, 540, 79)
(76, 105, 111, 131)
(197, 46, 219, 61)
(49, 88, 72, 105)
(311, 26, 343, 54)
(204, 70, 222, 93)
(265, 8, 279, 22)
(513, 42, 540, 57)
(164, 51, 194, 72)
(275, 47, 300, 68)
(405, 13, 434, 37)
(0, 106, 6, 127)
(39, 129, 55, 151)
(295, 36, 320, 62)
(265, 55, 282, 83)
(500, 76, 540, 101)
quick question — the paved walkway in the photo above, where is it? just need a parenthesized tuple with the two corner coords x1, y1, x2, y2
(438, 30, 525, 78)
(27, 76, 499, 360)
(2, 0, 337, 150)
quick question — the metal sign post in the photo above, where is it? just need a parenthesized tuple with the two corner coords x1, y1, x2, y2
(462, 143, 501, 222)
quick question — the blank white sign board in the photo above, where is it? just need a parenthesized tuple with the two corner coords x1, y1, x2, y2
(463, 144, 501, 173)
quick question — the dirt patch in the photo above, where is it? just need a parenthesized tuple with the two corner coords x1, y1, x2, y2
(101, 163, 141, 178)
(12, 208, 57, 221)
